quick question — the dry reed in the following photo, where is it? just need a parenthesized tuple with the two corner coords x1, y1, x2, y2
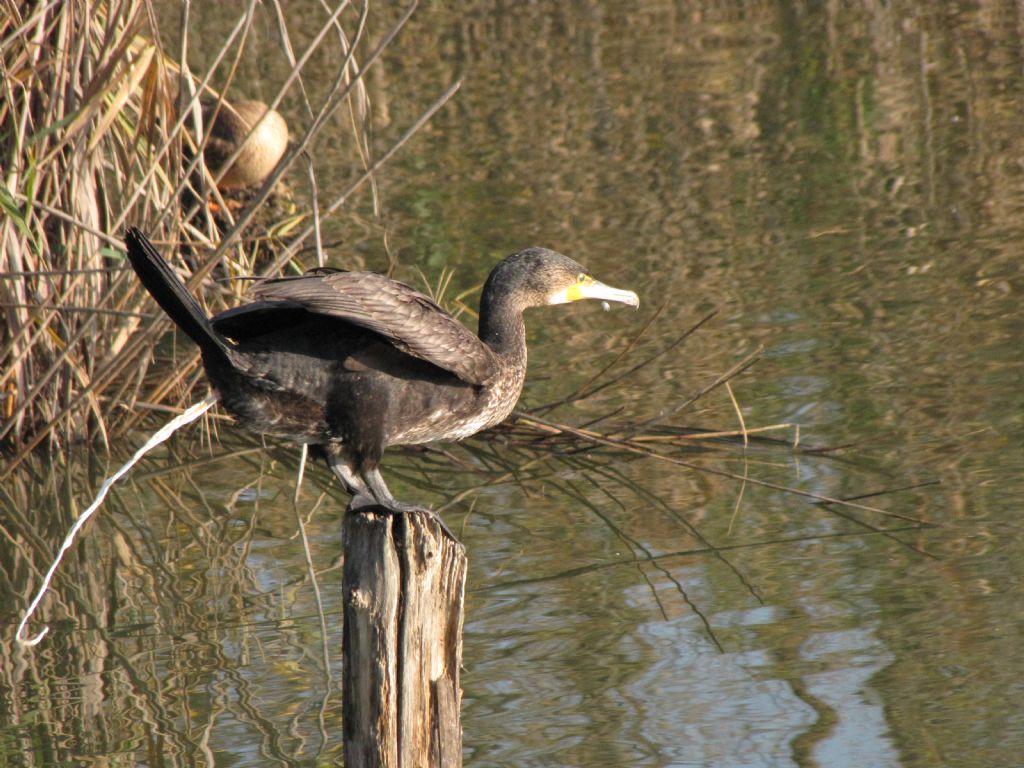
(0, 0, 452, 479)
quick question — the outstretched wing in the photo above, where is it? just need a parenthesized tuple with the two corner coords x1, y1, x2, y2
(246, 271, 498, 385)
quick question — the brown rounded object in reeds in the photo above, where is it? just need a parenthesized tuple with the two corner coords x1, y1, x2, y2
(202, 100, 288, 190)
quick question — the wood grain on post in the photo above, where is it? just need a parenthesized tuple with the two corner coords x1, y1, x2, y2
(343, 506, 467, 768)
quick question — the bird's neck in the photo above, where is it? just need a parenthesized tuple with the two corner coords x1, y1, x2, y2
(478, 297, 527, 366)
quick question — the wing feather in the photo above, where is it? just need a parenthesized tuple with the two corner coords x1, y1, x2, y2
(247, 272, 498, 385)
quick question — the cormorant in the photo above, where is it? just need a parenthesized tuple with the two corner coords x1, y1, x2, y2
(124, 228, 639, 518)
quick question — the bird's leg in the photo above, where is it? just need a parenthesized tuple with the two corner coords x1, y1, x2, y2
(326, 451, 376, 509)
(364, 466, 457, 541)
(363, 466, 417, 512)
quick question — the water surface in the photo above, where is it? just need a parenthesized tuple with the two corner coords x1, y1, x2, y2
(2, 2, 1022, 766)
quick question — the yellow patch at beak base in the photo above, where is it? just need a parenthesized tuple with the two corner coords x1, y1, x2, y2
(564, 276, 594, 302)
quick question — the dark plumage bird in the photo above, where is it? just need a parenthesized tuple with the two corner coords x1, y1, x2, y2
(123, 228, 638, 520)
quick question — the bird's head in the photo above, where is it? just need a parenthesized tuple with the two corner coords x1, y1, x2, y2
(484, 247, 639, 312)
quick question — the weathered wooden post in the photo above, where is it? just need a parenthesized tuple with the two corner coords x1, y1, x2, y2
(342, 505, 467, 768)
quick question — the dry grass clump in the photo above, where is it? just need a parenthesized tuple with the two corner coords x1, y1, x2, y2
(2, 1, 168, 452)
(0, 1, 453, 475)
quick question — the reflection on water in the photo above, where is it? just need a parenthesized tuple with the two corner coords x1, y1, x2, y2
(3, 2, 1023, 766)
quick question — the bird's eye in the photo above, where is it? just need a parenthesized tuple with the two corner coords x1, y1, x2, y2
(577, 273, 587, 283)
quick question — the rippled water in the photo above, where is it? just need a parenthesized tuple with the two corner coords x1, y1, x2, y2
(3, 2, 1022, 766)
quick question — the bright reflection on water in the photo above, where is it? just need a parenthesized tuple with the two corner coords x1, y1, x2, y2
(3, 2, 1024, 767)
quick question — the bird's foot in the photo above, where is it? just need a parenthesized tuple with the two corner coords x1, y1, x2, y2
(348, 492, 380, 512)
(388, 502, 457, 542)
(347, 495, 457, 541)
(380, 498, 425, 514)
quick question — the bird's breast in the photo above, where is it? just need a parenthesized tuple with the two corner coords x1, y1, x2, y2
(386, 364, 525, 446)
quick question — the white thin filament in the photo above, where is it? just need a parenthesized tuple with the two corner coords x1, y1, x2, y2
(15, 394, 217, 646)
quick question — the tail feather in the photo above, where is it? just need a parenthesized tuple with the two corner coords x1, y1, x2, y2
(124, 227, 229, 358)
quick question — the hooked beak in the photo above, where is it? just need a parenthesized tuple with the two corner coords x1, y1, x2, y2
(558, 279, 640, 308)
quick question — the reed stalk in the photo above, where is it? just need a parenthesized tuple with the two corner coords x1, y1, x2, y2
(0, 1, 422, 471)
